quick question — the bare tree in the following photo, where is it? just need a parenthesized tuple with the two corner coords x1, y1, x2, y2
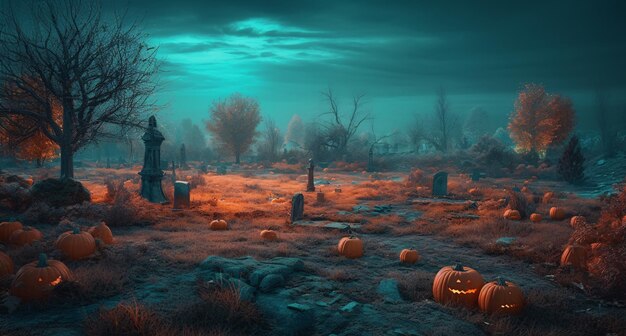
(206, 93, 261, 164)
(258, 118, 282, 162)
(407, 115, 425, 153)
(321, 88, 369, 157)
(0, 0, 158, 178)
(427, 87, 457, 153)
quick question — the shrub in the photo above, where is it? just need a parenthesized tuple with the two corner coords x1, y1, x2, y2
(507, 190, 534, 219)
(470, 136, 518, 176)
(85, 301, 169, 336)
(558, 136, 585, 184)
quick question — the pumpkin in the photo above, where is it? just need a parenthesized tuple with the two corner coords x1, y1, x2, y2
(338, 236, 363, 259)
(569, 216, 586, 228)
(542, 192, 554, 204)
(399, 249, 420, 264)
(478, 277, 524, 314)
(432, 263, 485, 308)
(0, 251, 14, 277)
(468, 188, 481, 196)
(209, 219, 228, 230)
(560, 245, 587, 270)
(0, 221, 23, 243)
(503, 209, 521, 220)
(530, 213, 542, 223)
(9, 226, 43, 246)
(88, 222, 114, 244)
(10, 253, 72, 301)
(56, 228, 96, 260)
(260, 229, 278, 241)
(549, 207, 566, 220)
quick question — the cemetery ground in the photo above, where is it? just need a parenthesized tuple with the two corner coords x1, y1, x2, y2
(1, 162, 626, 336)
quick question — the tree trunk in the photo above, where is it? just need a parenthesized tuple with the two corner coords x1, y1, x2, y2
(60, 143, 74, 178)
(235, 151, 240, 164)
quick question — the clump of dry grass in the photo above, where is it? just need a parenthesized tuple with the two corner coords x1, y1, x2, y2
(391, 270, 433, 302)
(85, 300, 170, 336)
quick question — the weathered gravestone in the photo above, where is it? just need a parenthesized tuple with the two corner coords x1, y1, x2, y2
(306, 159, 315, 192)
(173, 181, 190, 209)
(290, 193, 304, 223)
(471, 170, 481, 182)
(432, 171, 448, 197)
(139, 116, 168, 203)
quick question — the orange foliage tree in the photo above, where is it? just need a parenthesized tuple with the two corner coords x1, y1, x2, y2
(508, 84, 574, 156)
(0, 78, 61, 166)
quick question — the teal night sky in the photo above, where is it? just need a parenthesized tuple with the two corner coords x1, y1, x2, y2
(108, 0, 626, 134)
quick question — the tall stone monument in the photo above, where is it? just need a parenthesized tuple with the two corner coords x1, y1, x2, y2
(306, 159, 315, 192)
(139, 116, 168, 203)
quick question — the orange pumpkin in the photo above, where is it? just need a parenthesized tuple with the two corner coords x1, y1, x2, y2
(260, 229, 278, 241)
(530, 213, 542, 223)
(88, 222, 114, 244)
(399, 249, 420, 264)
(432, 263, 485, 308)
(10, 253, 72, 301)
(468, 188, 481, 196)
(209, 219, 228, 230)
(560, 245, 587, 270)
(9, 226, 43, 246)
(56, 228, 96, 260)
(478, 277, 524, 314)
(569, 216, 586, 228)
(337, 236, 363, 259)
(0, 221, 23, 243)
(0, 251, 14, 277)
(542, 192, 554, 204)
(503, 209, 521, 220)
(549, 207, 566, 220)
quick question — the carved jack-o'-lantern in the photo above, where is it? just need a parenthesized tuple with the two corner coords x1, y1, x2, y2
(433, 263, 485, 308)
(478, 277, 525, 314)
(10, 253, 73, 301)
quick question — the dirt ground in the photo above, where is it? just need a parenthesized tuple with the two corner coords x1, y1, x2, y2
(1, 164, 625, 336)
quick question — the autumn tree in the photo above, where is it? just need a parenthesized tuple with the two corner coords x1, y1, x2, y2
(0, 78, 60, 166)
(508, 84, 574, 156)
(206, 93, 261, 164)
(0, 0, 158, 178)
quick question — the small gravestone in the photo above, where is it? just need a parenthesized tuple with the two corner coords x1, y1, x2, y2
(173, 181, 190, 209)
(316, 191, 325, 203)
(432, 171, 448, 197)
(290, 193, 304, 223)
(306, 159, 315, 192)
(471, 170, 481, 182)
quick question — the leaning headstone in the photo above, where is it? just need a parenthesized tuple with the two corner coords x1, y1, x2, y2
(139, 116, 168, 203)
(471, 170, 481, 182)
(306, 159, 315, 192)
(432, 171, 448, 197)
(173, 181, 190, 209)
(290, 193, 304, 223)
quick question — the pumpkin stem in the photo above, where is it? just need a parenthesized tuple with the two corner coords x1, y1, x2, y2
(496, 277, 507, 286)
(38, 253, 48, 267)
(453, 263, 464, 271)
(72, 227, 80, 234)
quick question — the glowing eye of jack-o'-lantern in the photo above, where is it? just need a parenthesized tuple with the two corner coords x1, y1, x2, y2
(433, 263, 485, 308)
(478, 277, 525, 314)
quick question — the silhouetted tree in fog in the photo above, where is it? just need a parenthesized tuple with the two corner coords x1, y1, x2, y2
(0, 0, 159, 178)
(594, 91, 618, 157)
(206, 93, 261, 164)
(508, 83, 574, 157)
(320, 89, 369, 158)
(258, 118, 282, 162)
(426, 87, 457, 152)
(558, 135, 585, 184)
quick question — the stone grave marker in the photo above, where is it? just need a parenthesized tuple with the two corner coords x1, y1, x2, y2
(290, 193, 304, 223)
(432, 171, 448, 197)
(173, 181, 190, 209)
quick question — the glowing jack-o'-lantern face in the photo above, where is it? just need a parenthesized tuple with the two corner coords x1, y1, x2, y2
(478, 277, 525, 314)
(10, 254, 73, 301)
(432, 263, 485, 308)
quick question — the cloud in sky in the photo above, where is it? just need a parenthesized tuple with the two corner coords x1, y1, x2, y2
(103, 0, 626, 132)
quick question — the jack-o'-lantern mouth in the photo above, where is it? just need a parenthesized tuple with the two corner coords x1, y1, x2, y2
(500, 304, 518, 309)
(448, 288, 477, 294)
(50, 276, 62, 286)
